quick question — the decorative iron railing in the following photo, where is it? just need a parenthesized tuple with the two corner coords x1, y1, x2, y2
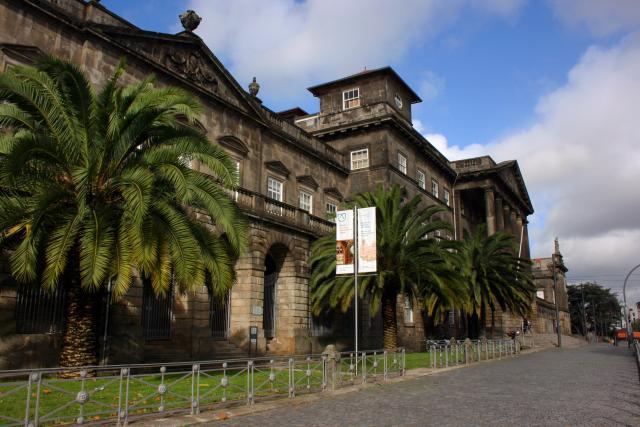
(425, 339, 521, 369)
(0, 349, 405, 426)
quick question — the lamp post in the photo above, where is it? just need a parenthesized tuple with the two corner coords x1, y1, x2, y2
(552, 253, 562, 348)
(623, 264, 640, 346)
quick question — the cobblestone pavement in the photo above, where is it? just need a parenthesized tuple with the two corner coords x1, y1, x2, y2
(219, 345, 640, 426)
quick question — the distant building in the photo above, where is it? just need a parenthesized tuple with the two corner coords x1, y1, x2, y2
(531, 239, 571, 335)
(0, 0, 535, 368)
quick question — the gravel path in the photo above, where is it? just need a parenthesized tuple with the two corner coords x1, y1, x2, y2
(219, 344, 640, 426)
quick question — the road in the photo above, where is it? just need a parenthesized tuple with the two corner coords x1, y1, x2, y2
(220, 345, 640, 426)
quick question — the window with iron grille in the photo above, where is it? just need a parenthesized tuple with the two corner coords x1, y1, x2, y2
(141, 277, 173, 340)
(209, 292, 230, 339)
(15, 283, 66, 334)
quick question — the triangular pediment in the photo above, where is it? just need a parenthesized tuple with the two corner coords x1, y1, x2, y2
(296, 175, 319, 191)
(98, 27, 260, 116)
(264, 160, 290, 178)
(496, 161, 533, 214)
(323, 187, 344, 201)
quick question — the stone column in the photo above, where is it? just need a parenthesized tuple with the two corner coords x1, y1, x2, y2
(495, 196, 504, 231)
(510, 210, 518, 237)
(503, 204, 511, 236)
(454, 190, 463, 240)
(515, 215, 524, 256)
(484, 188, 496, 236)
(521, 219, 531, 259)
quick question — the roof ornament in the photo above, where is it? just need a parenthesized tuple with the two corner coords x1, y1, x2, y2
(554, 237, 560, 255)
(248, 77, 260, 96)
(180, 10, 202, 32)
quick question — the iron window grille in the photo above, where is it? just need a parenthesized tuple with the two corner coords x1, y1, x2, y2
(15, 283, 66, 334)
(209, 291, 230, 339)
(141, 277, 174, 340)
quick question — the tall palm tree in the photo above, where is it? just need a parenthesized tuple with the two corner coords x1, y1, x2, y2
(309, 185, 463, 350)
(0, 58, 247, 368)
(458, 226, 534, 338)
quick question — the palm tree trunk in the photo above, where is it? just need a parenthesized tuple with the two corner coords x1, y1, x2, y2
(480, 302, 487, 338)
(382, 289, 398, 350)
(59, 251, 98, 372)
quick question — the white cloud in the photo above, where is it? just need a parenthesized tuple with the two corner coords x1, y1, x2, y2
(549, 0, 640, 37)
(188, 0, 525, 102)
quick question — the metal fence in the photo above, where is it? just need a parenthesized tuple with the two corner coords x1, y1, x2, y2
(426, 339, 520, 369)
(0, 348, 405, 426)
(633, 340, 640, 382)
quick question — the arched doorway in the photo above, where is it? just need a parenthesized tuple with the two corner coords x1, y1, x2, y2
(263, 244, 288, 339)
(264, 253, 277, 338)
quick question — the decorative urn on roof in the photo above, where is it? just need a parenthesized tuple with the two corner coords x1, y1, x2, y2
(248, 77, 260, 97)
(179, 10, 202, 32)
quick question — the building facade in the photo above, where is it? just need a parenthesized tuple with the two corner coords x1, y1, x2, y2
(0, 0, 536, 369)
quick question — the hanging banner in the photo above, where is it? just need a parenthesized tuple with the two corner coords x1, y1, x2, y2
(357, 207, 377, 273)
(335, 210, 354, 274)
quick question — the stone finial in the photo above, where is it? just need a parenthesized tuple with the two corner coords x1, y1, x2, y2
(554, 237, 560, 254)
(248, 77, 260, 96)
(179, 10, 202, 32)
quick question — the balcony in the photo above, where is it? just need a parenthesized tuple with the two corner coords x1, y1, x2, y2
(226, 187, 335, 237)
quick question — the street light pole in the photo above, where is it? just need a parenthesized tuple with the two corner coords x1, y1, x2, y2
(623, 264, 640, 346)
(552, 253, 562, 348)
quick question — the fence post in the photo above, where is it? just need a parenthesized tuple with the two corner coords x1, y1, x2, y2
(361, 352, 367, 383)
(402, 348, 406, 376)
(383, 350, 388, 380)
(288, 359, 295, 398)
(247, 360, 254, 404)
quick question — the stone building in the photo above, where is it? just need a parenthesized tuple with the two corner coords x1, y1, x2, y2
(0, 0, 536, 368)
(531, 239, 571, 335)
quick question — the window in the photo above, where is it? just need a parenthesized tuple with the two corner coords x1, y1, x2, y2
(397, 152, 407, 174)
(15, 283, 66, 334)
(394, 93, 403, 109)
(536, 290, 545, 300)
(326, 202, 337, 222)
(233, 159, 241, 185)
(350, 149, 369, 170)
(142, 277, 174, 340)
(209, 292, 230, 339)
(267, 177, 283, 202)
(404, 295, 414, 324)
(299, 190, 313, 213)
(431, 179, 439, 198)
(448, 309, 456, 327)
(444, 189, 450, 206)
(343, 88, 360, 109)
(417, 170, 426, 190)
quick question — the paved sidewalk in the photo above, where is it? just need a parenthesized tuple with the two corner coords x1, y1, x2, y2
(218, 344, 640, 426)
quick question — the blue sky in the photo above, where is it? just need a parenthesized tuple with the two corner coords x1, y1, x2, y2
(101, 0, 640, 305)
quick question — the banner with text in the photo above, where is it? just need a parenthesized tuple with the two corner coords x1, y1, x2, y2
(357, 207, 377, 273)
(335, 210, 354, 274)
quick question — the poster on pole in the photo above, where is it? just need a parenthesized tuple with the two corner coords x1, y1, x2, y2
(357, 207, 377, 273)
(335, 210, 354, 275)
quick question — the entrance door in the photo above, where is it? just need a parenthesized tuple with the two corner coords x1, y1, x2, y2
(210, 293, 229, 339)
(263, 255, 277, 338)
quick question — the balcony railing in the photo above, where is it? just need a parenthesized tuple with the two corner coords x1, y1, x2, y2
(226, 187, 335, 237)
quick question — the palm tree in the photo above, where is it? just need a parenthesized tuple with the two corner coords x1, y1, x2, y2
(0, 58, 247, 368)
(458, 226, 534, 338)
(309, 185, 464, 350)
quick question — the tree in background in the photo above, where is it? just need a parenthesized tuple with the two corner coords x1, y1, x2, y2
(567, 282, 621, 336)
(0, 58, 247, 368)
(309, 185, 464, 350)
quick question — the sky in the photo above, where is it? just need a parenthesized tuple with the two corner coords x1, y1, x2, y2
(102, 0, 640, 310)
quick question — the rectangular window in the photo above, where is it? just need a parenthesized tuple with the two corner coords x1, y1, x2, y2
(444, 189, 450, 206)
(299, 190, 313, 213)
(209, 291, 230, 339)
(536, 290, 545, 299)
(398, 152, 407, 174)
(417, 170, 426, 190)
(404, 295, 414, 324)
(350, 149, 369, 170)
(15, 283, 66, 334)
(343, 88, 360, 109)
(142, 277, 174, 340)
(431, 179, 439, 198)
(267, 177, 283, 202)
(326, 202, 337, 222)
